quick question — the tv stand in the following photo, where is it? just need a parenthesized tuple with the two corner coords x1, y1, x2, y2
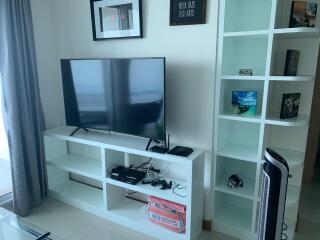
(43, 126, 205, 240)
(69, 127, 89, 136)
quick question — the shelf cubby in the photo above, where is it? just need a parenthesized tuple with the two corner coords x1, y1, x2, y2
(106, 184, 187, 240)
(224, 0, 272, 32)
(44, 136, 103, 180)
(222, 35, 269, 76)
(47, 166, 104, 210)
(215, 156, 257, 199)
(219, 79, 264, 118)
(270, 38, 320, 76)
(267, 81, 314, 117)
(264, 125, 308, 154)
(217, 119, 260, 162)
(214, 192, 254, 233)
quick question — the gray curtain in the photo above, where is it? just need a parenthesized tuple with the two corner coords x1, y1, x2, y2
(0, 0, 47, 216)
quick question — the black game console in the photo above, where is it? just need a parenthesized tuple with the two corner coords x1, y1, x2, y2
(110, 166, 146, 185)
(168, 146, 193, 157)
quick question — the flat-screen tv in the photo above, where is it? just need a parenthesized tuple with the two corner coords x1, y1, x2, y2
(61, 58, 165, 141)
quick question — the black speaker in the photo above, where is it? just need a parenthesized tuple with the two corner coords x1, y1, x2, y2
(258, 148, 289, 240)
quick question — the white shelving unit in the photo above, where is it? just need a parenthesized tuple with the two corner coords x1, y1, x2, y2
(44, 126, 205, 240)
(213, 0, 320, 239)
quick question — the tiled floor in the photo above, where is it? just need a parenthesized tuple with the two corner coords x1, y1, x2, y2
(1, 180, 320, 239)
(294, 181, 320, 240)
(0, 159, 11, 196)
(14, 199, 235, 240)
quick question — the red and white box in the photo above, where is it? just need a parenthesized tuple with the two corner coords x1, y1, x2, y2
(147, 196, 186, 233)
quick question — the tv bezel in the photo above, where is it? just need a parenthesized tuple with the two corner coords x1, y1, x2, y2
(60, 57, 166, 142)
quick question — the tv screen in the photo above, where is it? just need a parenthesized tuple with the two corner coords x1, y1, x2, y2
(61, 58, 165, 141)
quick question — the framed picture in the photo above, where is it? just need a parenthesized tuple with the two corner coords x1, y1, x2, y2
(170, 0, 207, 26)
(232, 91, 257, 116)
(284, 50, 300, 76)
(289, 1, 318, 28)
(280, 93, 301, 119)
(90, 0, 143, 40)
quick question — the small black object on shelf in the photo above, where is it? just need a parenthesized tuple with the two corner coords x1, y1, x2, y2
(167, 146, 193, 157)
(110, 166, 146, 185)
(227, 175, 244, 189)
(284, 50, 300, 76)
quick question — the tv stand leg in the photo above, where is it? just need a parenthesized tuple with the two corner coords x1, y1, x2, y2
(69, 127, 89, 136)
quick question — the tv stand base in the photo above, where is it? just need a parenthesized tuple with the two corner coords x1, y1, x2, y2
(69, 127, 89, 136)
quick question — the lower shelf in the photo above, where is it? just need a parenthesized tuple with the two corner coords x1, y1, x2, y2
(108, 197, 187, 240)
(217, 143, 259, 162)
(215, 178, 255, 200)
(49, 180, 104, 211)
(214, 193, 253, 233)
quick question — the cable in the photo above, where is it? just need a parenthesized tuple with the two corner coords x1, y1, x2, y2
(172, 180, 187, 198)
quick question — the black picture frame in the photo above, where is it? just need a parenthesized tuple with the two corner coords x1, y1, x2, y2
(170, 0, 207, 26)
(90, 0, 143, 40)
(280, 93, 301, 119)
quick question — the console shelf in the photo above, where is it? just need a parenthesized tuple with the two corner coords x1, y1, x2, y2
(44, 126, 205, 240)
(106, 177, 188, 205)
(48, 176, 104, 212)
(47, 154, 102, 181)
(108, 197, 187, 240)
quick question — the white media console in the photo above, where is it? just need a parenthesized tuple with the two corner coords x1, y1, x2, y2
(44, 126, 205, 240)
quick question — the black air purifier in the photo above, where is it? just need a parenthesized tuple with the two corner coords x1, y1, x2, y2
(258, 148, 289, 240)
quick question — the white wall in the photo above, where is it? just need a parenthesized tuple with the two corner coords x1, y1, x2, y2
(31, 0, 219, 221)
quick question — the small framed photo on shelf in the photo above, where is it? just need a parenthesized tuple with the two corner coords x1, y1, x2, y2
(284, 50, 300, 76)
(239, 69, 253, 76)
(280, 93, 301, 119)
(90, 0, 143, 40)
(170, 0, 207, 26)
(232, 91, 257, 116)
(289, 1, 318, 28)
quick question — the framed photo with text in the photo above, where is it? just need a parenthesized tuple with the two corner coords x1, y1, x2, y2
(90, 0, 143, 40)
(170, 0, 207, 26)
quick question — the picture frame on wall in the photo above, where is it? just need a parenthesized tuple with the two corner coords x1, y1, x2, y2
(90, 0, 143, 40)
(170, 0, 207, 26)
